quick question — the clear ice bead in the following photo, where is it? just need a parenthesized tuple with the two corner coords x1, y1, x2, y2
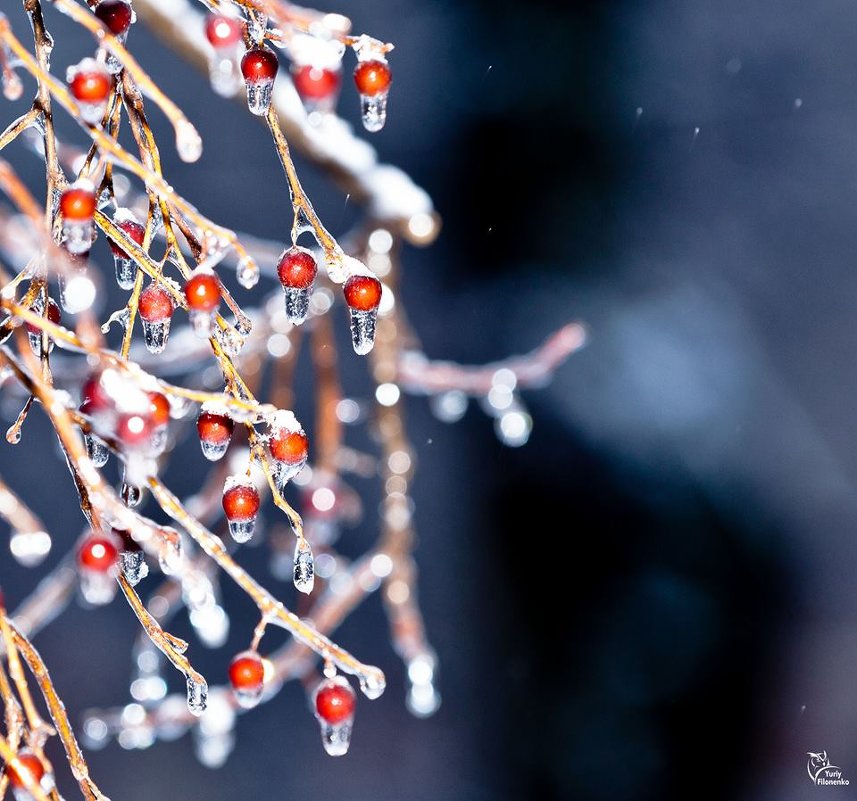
(190, 309, 214, 339)
(234, 684, 263, 710)
(62, 219, 93, 255)
(237, 256, 260, 289)
(319, 720, 352, 757)
(293, 538, 314, 594)
(359, 672, 386, 700)
(186, 674, 208, 716)
(102, 32, 128, 75)
(209, 54, 242, 98)
(114, 255, 136, 289)
(284, 286, 311, 325)
(85, 434, 109, 467)
(274, 458, 304, 491)
(121, 482, 142, 508)
(78, 99, 107, 126)
(120, 549, 148, 586)
(245, 78, 274, 116)
(360, 91, 388, 133)
(142, 318, 171, 354)
(200, 437, 229, 462)
(349, 308, 377, 355)
(228, 518, 256, 544)
(27, 330, 53, 357)
(175, 119, 203, 163)
(79, 567, 117, 606)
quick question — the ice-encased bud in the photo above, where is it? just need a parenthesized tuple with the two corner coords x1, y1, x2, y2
(313, 675, 356, 757)
(293, 537, 315, 594)
(120, 549, 148, 586)
(349, 308, 377, 355)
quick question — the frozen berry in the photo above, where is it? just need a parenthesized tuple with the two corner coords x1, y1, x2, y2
(241, 47, 279, 83)
(315, 679, 355, 724)
(277, 247, 317, 289)
(343, 274, 382, 312)
(60, 186, 96, 221)
(205, 14, 243, 48)
(78, 535, 119, 572)
(139, 283, 174, 322)
(354, 60, 391, 96)
(94, 0, 133, 36)
(185, 270, 221, 313)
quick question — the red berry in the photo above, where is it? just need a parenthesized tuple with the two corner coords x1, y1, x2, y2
(5, 750, 45, 789)
(81, 373, 110, 412)
(228, 650, 265, 691)
(241, 47, 279, 83)
(25, 298, 61, 335)
(276, 247, 317, 289)
(315, 680, 355, 724)
(116, 411, 152, 446)
(197, 411, 234, 444)
(69, 67, 112, 104)
(205, 14, 242, 48)
(109, 217, 145, 258)
(78, 535, 118, 572)
(354, 60, 391, 96)
(94, 0, 133, 35)
(223, 483, 260, 521)
(343, 274, 382, 312)
(292, 65, 340, 100)
(269, 429, 308, 464)
(148, 391, 170, 427)
(60, 187, 96, 221)
(185, 270, 221, 313)
(139, 283, 174, 322)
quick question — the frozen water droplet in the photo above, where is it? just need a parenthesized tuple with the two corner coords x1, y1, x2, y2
(142, 318, 170, 354)
(190, 309, 214, 339)
(151, 425, 168, 455)
(359, 672, 385, 700)
(114, 256, 136, 289)
(5, 423, 20, 444)
(360, 91, 388, 133)
(200, 437, 229, 462)
(235, 317, 253, 337)
(215, 325, 244, 357)
(284, 286, 311, 325)
(78, 99, 108, 126)
(62, 219, 93, 255)
(101, 31, 128, 75)
(349, 308, 377, 355)
(85, 434, 109, 467)
(234, 684, 263, 710)
(176, 120, 203, 163)
(245, 78, 274, 116)
(186, 675, 208, 716)
(79, 567, 118, 606)
(228, 519, 256, 544)
(159, 536, 183, 575)
(274, 459, 304, 491)
(101, 307, 130, 334)
(319, 719, 352, 756)
(120, 549, 148, 586)
(9, 529, 51, 567)
(27, 329, 51, 358)
(209, 54, 242, 98)
(121, 482, 142, 508)
(237, 256, 259, 289)
(293, 538, 315, 594)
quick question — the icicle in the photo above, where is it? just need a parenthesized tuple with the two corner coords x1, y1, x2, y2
(190, 309, 215, 338)
(358, 671, 386, 700)
(360, 91, 388, 133)
(141, 317, 171, 354)
(246, 77, 274, 115)
(186, 674, 208, 716)
(349, 308, 377, 355)
(79, 567, 118, 606)
(85, 433, 109, 467)
(237, 256, 260, 289)
(114, 255, 135, 289)
(284, 286, 311, 324)
(293, 537, 314, 594)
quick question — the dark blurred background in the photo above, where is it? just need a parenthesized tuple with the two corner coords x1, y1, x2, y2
(5, 0, 857, 799)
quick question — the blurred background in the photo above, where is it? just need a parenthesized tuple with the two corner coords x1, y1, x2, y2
(5, 0, 857, 799)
